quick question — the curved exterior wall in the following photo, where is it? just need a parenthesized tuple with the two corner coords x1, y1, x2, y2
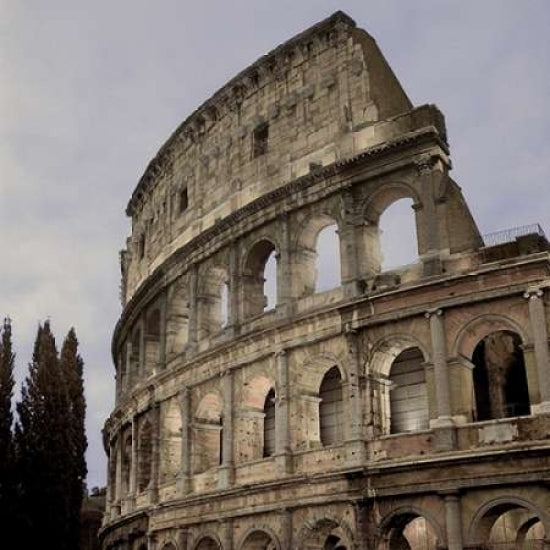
(101, 11, 550, 550)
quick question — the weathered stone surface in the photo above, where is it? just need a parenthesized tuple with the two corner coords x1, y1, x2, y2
(101, 11, 550, 550)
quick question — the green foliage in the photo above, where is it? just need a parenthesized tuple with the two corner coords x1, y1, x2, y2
(0, 318, 16, 524)
(14, 321, 87, 550)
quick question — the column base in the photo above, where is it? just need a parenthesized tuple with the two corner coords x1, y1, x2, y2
(531, 401, 550, 415)
(434, 425, 457, 451)
(345, 439, 366, 465)
(176, 474, 191, 496)
(148, 486, 158, 504)
(217, 465, 234, 489)
(275, 452, 293, 475)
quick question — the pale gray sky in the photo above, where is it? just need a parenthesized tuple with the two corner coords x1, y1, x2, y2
(1, 0, 549, 489)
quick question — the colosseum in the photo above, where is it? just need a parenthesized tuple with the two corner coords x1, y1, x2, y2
(100, 11, 550, 550)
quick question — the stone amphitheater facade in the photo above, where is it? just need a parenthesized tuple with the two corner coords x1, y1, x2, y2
(100, 11, 550, 550)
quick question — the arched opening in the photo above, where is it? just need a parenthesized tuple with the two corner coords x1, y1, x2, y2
(379, 513, 439, 550)
(221, 281, 230, 327)
(263, 389, 276, 457)
(144, 308, 161, 376)
(241, 529, 278, 550)
(362, 187, 420, 280)
(166, 278, 189, 357)
(471, 500, 546, 550)
(243, 239, 278, 317)
(471, 331, 530, 421)
(121, 432, 132, 495)
(315, 223, 341, 292)
(137, 419, 153, 492)
(319, 366, 344, 447)
(193, 393, 223, 474)
(197, 266, 229, 339)
(300, 519, 352, 550)
(295, 215, 341, 298)
(130, 327, 141, 386)
(389, 348, 429, 434)
(195, 536, 221, 550)
(379, 198, 418, 271)
(159, 398, 182, 483)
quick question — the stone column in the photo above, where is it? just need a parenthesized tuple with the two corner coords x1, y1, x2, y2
(275, 349, 292, 474)
(138, 317, 146, 379)
(125, 340, 132, 392)
(426, 309, 456, 450)
(177, 387, 191, 495)
(116, 353, 122, 400)
(129, 416, 138, 499)
(426, 309, 452, 422)
(222, 519, 233, 550)
(280, 508, 293, 550)
(148, 404, 161, 503)
(114, 435, 122, 511)
(277, 212, 292, 316)
(416, 157, 445, 276)
(106, 437, 116, 515)
(188, 264, 199, 350)
(443, 493, 463, 550)
(218, 371, 234, 489)
(159, 291, 167, 369)
(340, 186, 361, 298)
(228, 240, 240, 330)
(524, 288, 550, 413)
(344, 328, 366, 463)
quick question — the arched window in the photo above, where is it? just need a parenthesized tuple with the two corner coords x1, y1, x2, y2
(166, 278, 189, 357)
(243, 239, 278, 318)
(295, 215, 341, 298)
(472, 331, 530, 421)
(144, 308, 161, 376)
(379, 198, 418, 271)
(121, 433, 132, 495)
(263, 389, 276, 457)
(130, 328, 141, 385)
(193, 393, 223, 474)
(384, 514, 439, 550)
(315, 223, 340, 292)
(197, 266, 229, 339)
(137, 419, 153, 492)
(389, 347, 429, 434)
(319, 366, 344, 447)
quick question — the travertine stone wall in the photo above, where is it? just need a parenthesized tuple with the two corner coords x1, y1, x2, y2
(101, 11, 550, 550)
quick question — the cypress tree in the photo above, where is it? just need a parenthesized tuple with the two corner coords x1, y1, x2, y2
(15, 321, 73, 549)
(0, 318, 15, 525)
(60, 327, 88, 549)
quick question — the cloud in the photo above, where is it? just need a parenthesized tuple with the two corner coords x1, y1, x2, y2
(2, 0, 549, 489)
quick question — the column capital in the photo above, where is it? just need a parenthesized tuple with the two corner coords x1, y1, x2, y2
(274, 348, 287, 358)
(425, 307, 444, 319)
(524, 288, 544, 300)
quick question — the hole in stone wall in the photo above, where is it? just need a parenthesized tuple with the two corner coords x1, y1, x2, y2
(315, 223, 340, 292)
(379, 198, 417, 271)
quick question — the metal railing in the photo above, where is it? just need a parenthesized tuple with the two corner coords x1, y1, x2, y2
(482, 224, 546, 248)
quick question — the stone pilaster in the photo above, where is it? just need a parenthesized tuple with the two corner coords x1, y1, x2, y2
(159, 291, 167, 369)
(443, 492, 463, 550)
(218, 371, 234, 488)
(524, 287, 550, 413)
(177, 387, 192, 495)
(340, 185, 361, 297)
(275, 349, 292, 474)
(125, 340, 132, 392)
(344, 328, 366, 463)
(426, 308, 456, 450)
(129, 416, 138, 501)
(138, 317, 146, 379)
(228, 240, 240, 330)
(187, 264, 199, 351)
(148, 404, 161, 503)
(277, 212, 292, 316)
